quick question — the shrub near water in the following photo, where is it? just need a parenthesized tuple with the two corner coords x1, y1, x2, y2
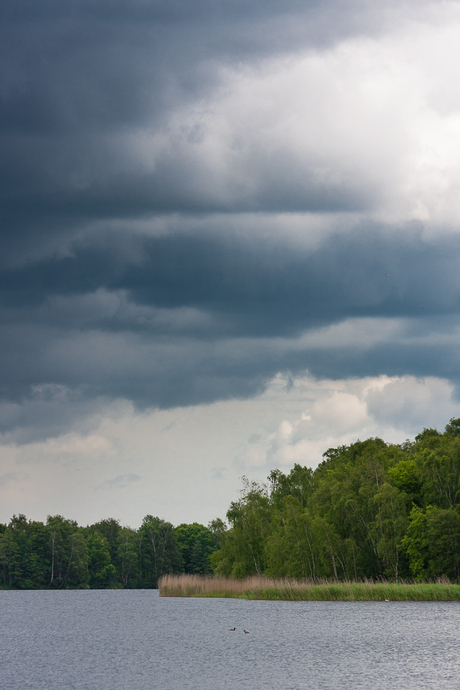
(158, 574, 460, 601)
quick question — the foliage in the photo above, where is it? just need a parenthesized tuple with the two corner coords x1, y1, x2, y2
(212, 478, 272, 577)
(211, 417, 460, 582)
(47, 515, 89, 588)
(0, 514, 223, 590)
(174, 523, 217, 574)
(138, 515, 182, 588)
(86, 533, 117, 588)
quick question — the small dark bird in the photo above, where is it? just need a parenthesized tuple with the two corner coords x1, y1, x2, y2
(229, 627, 236, 631)
(244, 630, 249, 634)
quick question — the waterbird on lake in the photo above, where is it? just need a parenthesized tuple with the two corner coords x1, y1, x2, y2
(244, 630, 249, 634)
(229, 627, 236, 631)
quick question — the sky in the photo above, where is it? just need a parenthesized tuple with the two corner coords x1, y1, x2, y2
(2, 0, 460, 529)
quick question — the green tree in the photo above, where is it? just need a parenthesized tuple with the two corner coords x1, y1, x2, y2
(213, 479, 272, 577)
(86, 533, 117, 588)
(415, 439, 460, 509)
(207, 518, 227, 550)
(400, 505, 428, 579)
(424, 506, 460, 579)
(175, 523, 217, 574)
(264, 497, 319, 579)
(46, 515, 88, 588)
(0, 515, 49, 588)
(369, 483, 409, 580)
(87, 518, 121, 567)
(138, 516, 181, 588)
(0, 524, 22, 588)
(402, 505, 460, 580)
(117, 526, 140, 588)
(310, 440, 390, 577)
(269, 464, 314, 510)
(388, 458, 421, 504)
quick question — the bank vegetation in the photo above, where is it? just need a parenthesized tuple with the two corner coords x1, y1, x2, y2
(159, 574, 460, 600)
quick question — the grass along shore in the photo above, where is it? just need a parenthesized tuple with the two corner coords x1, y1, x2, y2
(158, 574, 460, 601)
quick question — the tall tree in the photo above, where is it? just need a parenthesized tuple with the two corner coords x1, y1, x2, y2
(138, 516, 181, 588)
(46, 515, 88, 588)
(213, 479, 272, 577)
(0, 515, 49, 588)
(86, 533, 117, 588)
(175, 523, 217, 574)
(117, 526, 140, 588)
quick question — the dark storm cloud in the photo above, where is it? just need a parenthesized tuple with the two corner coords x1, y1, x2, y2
(1, 224, 458, 331)
(0, 0, 415, 266)
(1, 222, 460, 433)
(1, 0, 458, 439)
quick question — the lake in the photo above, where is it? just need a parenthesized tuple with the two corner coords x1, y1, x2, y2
(1, 589, 459, 688)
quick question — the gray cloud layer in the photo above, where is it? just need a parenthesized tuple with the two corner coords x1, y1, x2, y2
(1, 0, 459, 439)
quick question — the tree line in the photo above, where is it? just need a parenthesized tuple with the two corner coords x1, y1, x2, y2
(212, 418, 460, 581)
(0, 515, 226, 589)
(3, 417, 460, 588)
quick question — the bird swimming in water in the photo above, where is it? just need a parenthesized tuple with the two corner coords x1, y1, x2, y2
(229, 627, 236, 631)
(244, 630, 249, 634)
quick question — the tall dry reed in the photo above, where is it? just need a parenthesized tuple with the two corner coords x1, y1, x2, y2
(158, 574, 460, 601)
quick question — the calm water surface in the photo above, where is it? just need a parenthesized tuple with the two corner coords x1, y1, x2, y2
(1, 590, 459, 689)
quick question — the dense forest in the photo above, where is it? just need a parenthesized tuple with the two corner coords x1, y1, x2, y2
(213, 418, 460, 582)
(0, 515, 226, 589)
(2, 418, 460, 588)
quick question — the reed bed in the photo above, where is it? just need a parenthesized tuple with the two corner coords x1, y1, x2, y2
(158, 574, 460, 601)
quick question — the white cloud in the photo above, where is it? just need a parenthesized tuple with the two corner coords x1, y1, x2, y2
(238, 373, 460, 470)
(123, 5, 460, 234)
(365, 375, 456, 430)
(312, 391, 369, 433)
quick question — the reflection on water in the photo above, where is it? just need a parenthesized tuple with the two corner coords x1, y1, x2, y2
(1, 589, 459, 689)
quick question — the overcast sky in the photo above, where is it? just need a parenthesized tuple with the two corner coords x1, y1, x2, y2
(2, 0, 460, 528)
